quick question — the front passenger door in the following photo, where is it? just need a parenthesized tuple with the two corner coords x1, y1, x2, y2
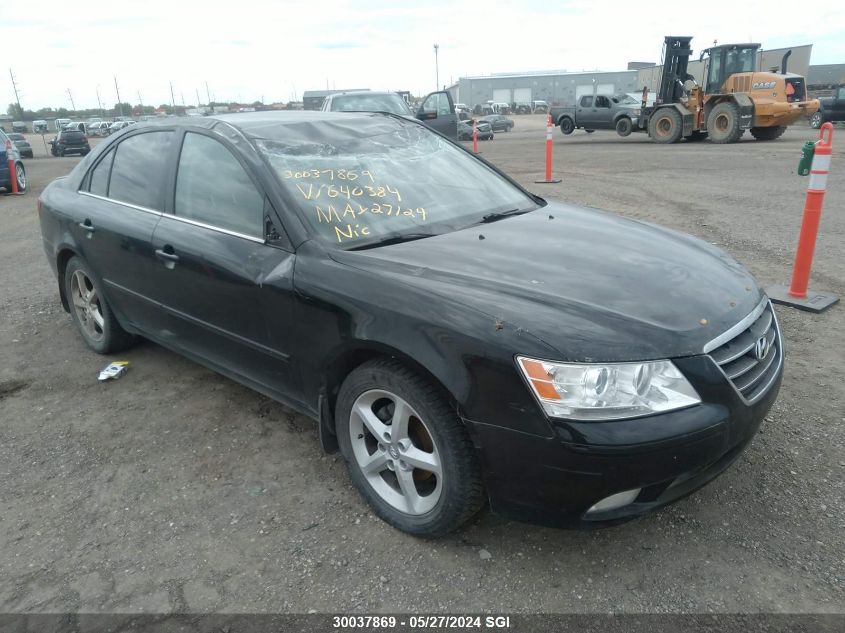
(148, 130, 300, 403)
(417, 91, 458, 140)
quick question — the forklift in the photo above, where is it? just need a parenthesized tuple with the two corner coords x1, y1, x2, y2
(641, 36, 819, 143)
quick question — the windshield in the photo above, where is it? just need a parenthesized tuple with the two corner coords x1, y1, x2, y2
(9, 134, 24, 140)
(329, 93, 411, 116)
(257, 116, 536, 248)
(614, 94, 639, 105)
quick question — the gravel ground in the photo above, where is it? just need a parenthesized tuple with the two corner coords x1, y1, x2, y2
(0, 120, 843, 614)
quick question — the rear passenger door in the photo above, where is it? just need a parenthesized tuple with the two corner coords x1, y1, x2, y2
(148, 129, 300, 401)
(576, 95, 594, 126)
(593, 96, 613, 128)
(76, 129, 176, 334)
(417, 91, 458, 140)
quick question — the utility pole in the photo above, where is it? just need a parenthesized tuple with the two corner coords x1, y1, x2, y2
(114, 77, 123, 117)
(96, 85, 104, 118)
(433, 44, 440, 90)
(195, 88, 201, 107)
(181, 92, 185, 107)
(205, 81, 211, 104)
(67, 88, 76, 113)
(8, 68, 23, 119)
(170, 82, 176, 109)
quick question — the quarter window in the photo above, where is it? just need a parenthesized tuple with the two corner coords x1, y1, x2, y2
(174, 132, 263, 237)
(88, 149, 114, 197)
(108, 131, 172, 210)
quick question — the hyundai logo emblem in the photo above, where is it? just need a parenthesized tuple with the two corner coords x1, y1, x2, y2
(754, 336, 770, 361)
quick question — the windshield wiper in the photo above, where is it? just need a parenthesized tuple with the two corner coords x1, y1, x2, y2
(480, 208, 530, 223)
(346, 233, 436, 251)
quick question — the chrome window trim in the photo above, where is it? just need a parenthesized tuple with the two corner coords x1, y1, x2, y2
(78, 191, 162, 216)
(78, 191, 265, 244)
(158, 213, 265, 244)
(702, 297, 769, 354)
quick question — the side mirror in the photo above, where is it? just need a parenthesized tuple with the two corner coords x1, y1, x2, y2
(418, 110, 438, 120)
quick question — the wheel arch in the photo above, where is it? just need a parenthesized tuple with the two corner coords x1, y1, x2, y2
(319, 343, 462, 453)
(56, 247, 80, 312)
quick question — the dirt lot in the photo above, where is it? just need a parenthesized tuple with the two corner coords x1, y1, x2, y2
(1, 119, 843, 614)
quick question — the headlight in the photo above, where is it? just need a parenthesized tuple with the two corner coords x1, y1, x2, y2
(516, 356, 700, 420)
(632, 109, 641, 116)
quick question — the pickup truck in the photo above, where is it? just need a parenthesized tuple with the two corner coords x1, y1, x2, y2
(551, 94, 643, 137)
(810, 86, 845, 128)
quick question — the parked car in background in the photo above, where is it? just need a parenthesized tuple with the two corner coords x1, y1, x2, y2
(33, 120, 49, 134)
(88, 122, 111, 137)
(38, 111, 783, 535)
(48, 129, 90, 156)
(532, 100, 549, 114)
(478, 114, 514, 132)
(490, 102, 511, 115)
(810, 86, 845, 128)
(551, 93, 642, 137)
(54, 118, 72, 131)
(513, 102, 533, 114)
(454, 103, 471, 120)
(12, 121, 28, 133)
(472, 103, 494, 116)
(0, 128, 26, 192)
(7, 133, 33, 158)
(457, 119, 493, 140)
(322, 89, 458, 140)
(107, 120, 134, 134)
(63, 121, 88, 134)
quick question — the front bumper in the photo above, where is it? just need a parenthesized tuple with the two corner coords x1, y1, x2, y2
(464, 354, 782, 528)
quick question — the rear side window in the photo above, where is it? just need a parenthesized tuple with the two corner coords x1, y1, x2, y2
(108, 132, 172, 210)
(580, 96, 593, 107)
(88, 149, 115, 197)
(174, 132, 263, 237)
(63, 130, 84, 141)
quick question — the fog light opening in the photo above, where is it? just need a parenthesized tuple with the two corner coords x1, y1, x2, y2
(586, 488, 641, 515)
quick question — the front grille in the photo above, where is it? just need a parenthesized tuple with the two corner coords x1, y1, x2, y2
(706, 301, 781, 403)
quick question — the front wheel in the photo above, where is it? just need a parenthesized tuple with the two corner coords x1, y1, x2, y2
(809, 112, 823, 129)
(648, 108, 683, 143)
(559, 117, 575, 135)
(336, 359, 485, 536)
(615, 117, 633, 137)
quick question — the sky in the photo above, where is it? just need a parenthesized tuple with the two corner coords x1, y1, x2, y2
(3, 0, 844, 111)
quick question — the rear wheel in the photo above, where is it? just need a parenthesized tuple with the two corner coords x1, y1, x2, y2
(615, 117, 633, 137)
(707, 102, 743, 143)
(64, 257, 135, 354)
(750, 126, 786, 141)
(809, 112, 823, 129)
(14, 163, 26, 192)
(336, 359, 485, 536)
(648, 107, 683, 143)
(559, 117, 575, 135)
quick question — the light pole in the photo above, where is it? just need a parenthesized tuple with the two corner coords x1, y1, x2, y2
(433, 44, 440, 90)
(96, 85, 104, 118)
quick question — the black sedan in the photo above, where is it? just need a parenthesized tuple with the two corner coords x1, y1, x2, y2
(478, 114, 514, 132)
(7, 133, 33, 159)
(38, 112, 782, 535)
(457, 119, 493, 141)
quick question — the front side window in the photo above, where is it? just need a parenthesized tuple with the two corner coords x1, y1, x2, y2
(595, 96, 610, 108)
(174, 132, 263, 237)
(88, 148, 115, 197)
(257, 116, 537, 248)
(108, 131, 172, 210)
(422, 93, 451, 116)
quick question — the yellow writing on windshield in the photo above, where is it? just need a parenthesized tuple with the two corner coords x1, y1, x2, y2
(314, 203, 429, 242)
(296, 182, 402, 203)
(283, 169, 375, 183)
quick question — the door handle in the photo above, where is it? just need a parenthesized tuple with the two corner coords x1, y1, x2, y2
(155, 248, 180, 269)
(78, 220, 95, 233)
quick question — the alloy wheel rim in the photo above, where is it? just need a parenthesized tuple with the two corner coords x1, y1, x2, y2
(70, 270, 105, 342)
(349, 389, 442, 515)
(16, 168, 25, 189)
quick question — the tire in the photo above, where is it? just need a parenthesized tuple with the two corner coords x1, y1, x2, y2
(335, 358, 485, 536)
(64, 257, 135, 354)
(750, 126, 786, 141)
(14, 163, 26, 192)
(615, 117, 633, 137)
(559, 117, 575, 135)
(810, 112, 823, 129)
(707, 101, 743, 143)
(648, 107, 684, 143)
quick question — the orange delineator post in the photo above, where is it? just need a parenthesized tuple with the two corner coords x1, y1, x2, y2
(788, 123, 833, 298)
(767, 122, 839, 313)
(472, 120, 478, 153)
(5, 140, 18, 194)
(535, 113, 561, 184)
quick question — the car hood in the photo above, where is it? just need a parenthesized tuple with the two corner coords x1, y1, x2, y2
(330, 202, 763, 362)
